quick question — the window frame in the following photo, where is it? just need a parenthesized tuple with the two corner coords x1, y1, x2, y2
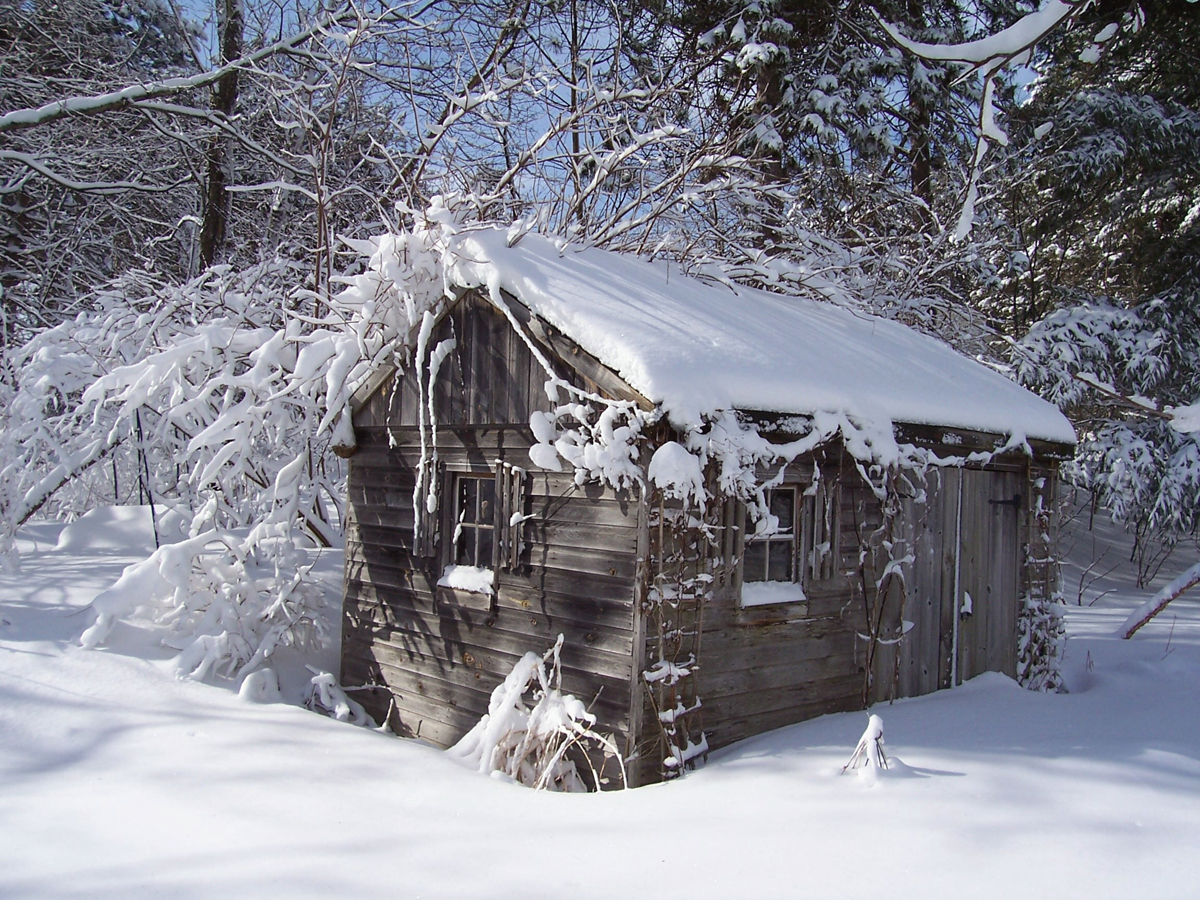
(742, 485, 803, 586)
(734, 474, 839, 609)
(449, 471, 497, 570)
(434, 462, 527, 575)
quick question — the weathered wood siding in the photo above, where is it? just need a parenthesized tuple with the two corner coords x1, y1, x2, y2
(638, 452, 1050, 778)
(390, 291, 546, 428)
(341, 289, 1065, 785)
(340, 293, 642, 774)
(896, 461, 1046, 698)
(640, 453, 872, 771)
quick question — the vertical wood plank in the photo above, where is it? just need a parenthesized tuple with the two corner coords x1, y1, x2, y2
(506, 319, 525, 427)
(958, 469, 981, 681)
(988, 470, 1020, 677)
(400, 365, 420, 427)
(486, 304, 509, 424)
(938, 467, 959, 689)
(454, 301, 473, 425)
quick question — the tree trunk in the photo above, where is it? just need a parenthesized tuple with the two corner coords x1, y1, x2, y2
(199, 0, 243, 268)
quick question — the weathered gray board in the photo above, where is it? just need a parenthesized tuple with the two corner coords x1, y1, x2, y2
(893, 466, 1026, 700)
(341, 292, 643, 766)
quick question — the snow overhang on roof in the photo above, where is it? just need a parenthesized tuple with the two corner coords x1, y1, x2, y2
(445, 229, 1077, 447)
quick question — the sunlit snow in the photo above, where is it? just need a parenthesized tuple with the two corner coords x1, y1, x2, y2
(0, 502, 1197, 898)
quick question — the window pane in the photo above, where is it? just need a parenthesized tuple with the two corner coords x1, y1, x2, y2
(455, 528, 473, 566)
(767, 539, 793, 582)
(770, 488, 794, 533)
(744, 540, 767, 582)
(478, 527, 494, 568)
(460, 478, 477, 524)
(479, 478, 495, 525)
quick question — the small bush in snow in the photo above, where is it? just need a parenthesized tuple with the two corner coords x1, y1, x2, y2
(447, 635, 626, 791)
(842, 714, 889, 776)
(305, 666, 374, 727)
(1017, 593, 1066, 692)
(3, 225, 450, 680)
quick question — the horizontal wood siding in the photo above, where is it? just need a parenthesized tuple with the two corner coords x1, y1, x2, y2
(639, 453, 873, 773)
(341, 423, 641, 772)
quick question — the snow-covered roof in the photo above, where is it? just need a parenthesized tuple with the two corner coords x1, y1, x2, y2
(446, 229, 1077, 446)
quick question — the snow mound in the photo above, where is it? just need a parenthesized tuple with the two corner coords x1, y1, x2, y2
(54, 506, 186, 555)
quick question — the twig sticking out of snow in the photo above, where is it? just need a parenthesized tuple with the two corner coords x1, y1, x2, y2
(841, 714, 889, 775)
(305, 665, 375, 727)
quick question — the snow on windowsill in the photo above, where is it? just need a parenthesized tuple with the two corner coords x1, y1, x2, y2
(438, 565, 495, 596)
(741, 581, 808, 608)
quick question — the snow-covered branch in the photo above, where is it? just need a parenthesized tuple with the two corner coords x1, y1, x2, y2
(1120, 561, 1200, 639)
(0, 4, 430, 135)
(0, 150, 188, 195)
(878, 1, 1088, 238)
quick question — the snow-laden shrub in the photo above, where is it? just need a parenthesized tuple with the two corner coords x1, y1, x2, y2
(0, 218, 454, 680)
(447, 635, 626, 791)
(79, 526, 327, 681)
(1017, 593, 1066, 692)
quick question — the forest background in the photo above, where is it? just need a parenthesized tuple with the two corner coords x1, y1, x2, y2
(1, 0, 1198, 674)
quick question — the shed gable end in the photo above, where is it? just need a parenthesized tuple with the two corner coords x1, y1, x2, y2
(354, 290, 551, 431)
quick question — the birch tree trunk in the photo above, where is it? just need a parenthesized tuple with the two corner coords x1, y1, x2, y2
(1120, 561, 1200, 639)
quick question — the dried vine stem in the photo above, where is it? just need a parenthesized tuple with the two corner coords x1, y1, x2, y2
(849, 466, 917, 707)
(640, 460, 727, 780)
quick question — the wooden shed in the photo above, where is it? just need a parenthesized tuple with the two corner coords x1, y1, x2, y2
(337, 229, 1076, 787)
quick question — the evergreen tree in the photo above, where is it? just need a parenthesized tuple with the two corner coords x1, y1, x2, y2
(1009, 0, 1200, 575)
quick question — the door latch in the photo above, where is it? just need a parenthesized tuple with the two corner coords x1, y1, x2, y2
(988, 493, 1022, 510)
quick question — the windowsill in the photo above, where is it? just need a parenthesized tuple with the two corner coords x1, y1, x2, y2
(436, 565, 495, 613)
(438, 564, 495, 595)
(740, 581, 808, 608)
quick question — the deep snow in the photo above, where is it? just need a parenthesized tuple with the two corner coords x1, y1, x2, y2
(1, 503, 1197, 899)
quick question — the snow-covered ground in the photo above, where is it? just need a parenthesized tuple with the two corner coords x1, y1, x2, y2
(2, 503, 1197, 899)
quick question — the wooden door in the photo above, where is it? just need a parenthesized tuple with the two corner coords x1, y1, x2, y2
(955, 468, 1022, 682)
(892, 465, 1025, 699)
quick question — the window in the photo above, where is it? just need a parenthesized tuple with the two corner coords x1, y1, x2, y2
(438, 463, 526, 572)
(739, 480, 839, 608)
(743, 487, 799, 584)
(453, 474, 495, 568)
